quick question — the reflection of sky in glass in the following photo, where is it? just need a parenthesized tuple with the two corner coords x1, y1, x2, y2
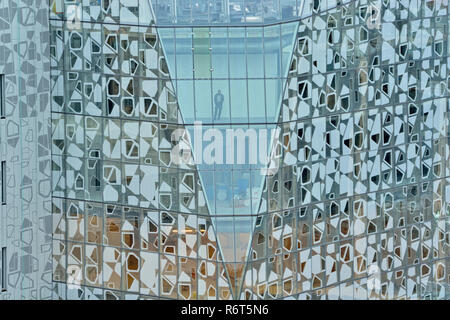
(215, 216, 253, 263)
(186, 124, 274, 218)
(159, 22, 298, 125)
(150, 0, 355, 26)
(158, 21, 297, 263)
(151, 0, 303, 25)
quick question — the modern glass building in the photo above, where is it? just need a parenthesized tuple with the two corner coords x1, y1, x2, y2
(0, 0, 449, 300)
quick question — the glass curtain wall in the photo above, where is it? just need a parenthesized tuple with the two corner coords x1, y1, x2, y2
(49, 0, 450, 300)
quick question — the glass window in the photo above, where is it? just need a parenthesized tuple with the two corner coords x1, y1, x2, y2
(70, 32, 82, 50)
(230, 79, 248, 122)
(243, 0, 263, 23)
(265, 79, 282, 122)
(192, 0, 210, 24)
(158, 28, 176, 77)
(193, 28, 211, 79)
(211, 28, 229, 79)
(175, 28, 193, 79)
(151, 0, 175, 23)
(264, 0, 281, 22)
(195, 80, 213, 122)
(175, 80, 195, 123)
(198, 170, 216, 214)
(264, 25, 281, 78)
(234, 217, 252, 263)
(212, 80, 230, 123)
(229, 0, 245, 23)
(248, 79, 266, 123)
(246, 27, 264, 79)
(233, 170, 251, 215)
(281, 21, 298, 78)
(215, 217, 235, 264)
(250, 169, 265, 210)
(175, 0, 190, 24)
(214, 170, 233, 215)
(281, 0, 297, 19)
(210, 0, 226, 23)
(229, 27, 246, 78)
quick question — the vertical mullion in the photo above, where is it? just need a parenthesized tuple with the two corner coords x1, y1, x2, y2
(1, 246, 6, 291)
(0, 74, 4, 119)
(1, 161, 5, 205)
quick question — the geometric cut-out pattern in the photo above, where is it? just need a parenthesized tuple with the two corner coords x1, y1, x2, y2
(48, 0, 450, 300)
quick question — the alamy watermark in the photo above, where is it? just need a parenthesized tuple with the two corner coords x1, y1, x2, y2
(171, 122, 281, 176)
(66, 5, 82, 30)
(366, 4, 381, 30)
(67, 265, 82, 290)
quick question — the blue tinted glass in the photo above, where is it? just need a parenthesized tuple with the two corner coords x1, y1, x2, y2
(250, 169, 265, 210)
(265, 78, 282, 122)
(264, 24, 281, 78)
(215, 216, 235, 263)
(175, 0, 191, 23)
(211, 28, 229, 78)
(176, 79, 195, 122)
(248, 79, 266, 123)
(212, 79, 230, 123)
(214, 170, 234, 215)
(263, 0, 281, 22)
(229, 27, 246, 78)
(195, 80, 213, 122)
(193, 27, 211, 78)
(233, 170, 251, 214)
(175, 28, 193, 79)
(229, 0, 245, 23)
(230, 79, 248, 122)
(246, 27, 264, 79)
(153, 0, 304, 25)
(199, 170, 216, 212)
(151, 0, 175, 23)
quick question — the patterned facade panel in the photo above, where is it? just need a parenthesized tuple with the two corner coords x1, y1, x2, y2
(241, 0, 450, 300)
(49, 0, 450, 300)
(0, 0, 52, 299)
(49, 9, 234, 298)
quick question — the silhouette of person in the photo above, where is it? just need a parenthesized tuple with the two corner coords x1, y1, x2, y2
(213, 89, 224, 120)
